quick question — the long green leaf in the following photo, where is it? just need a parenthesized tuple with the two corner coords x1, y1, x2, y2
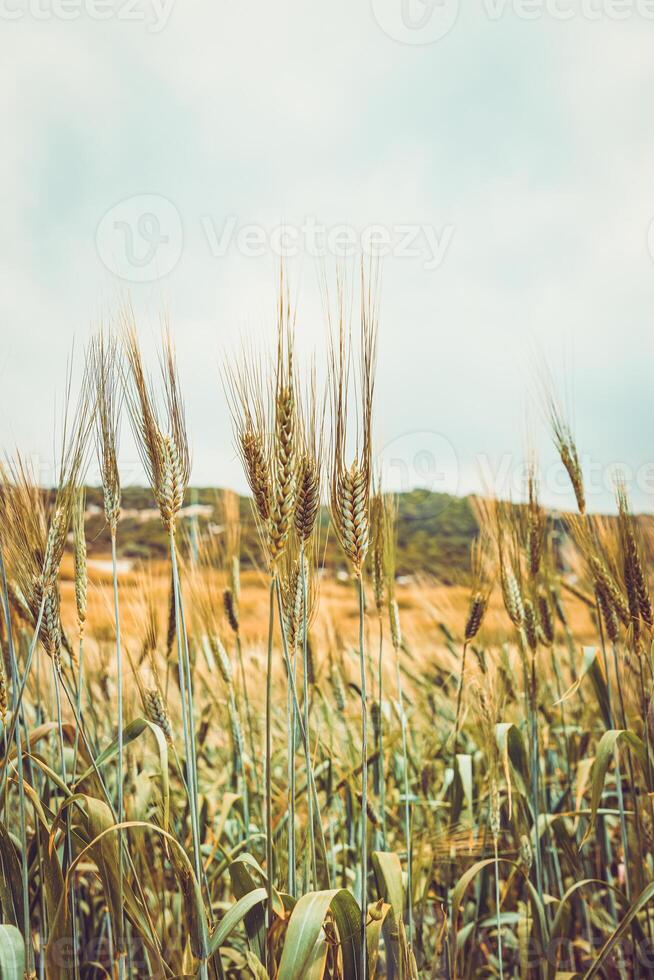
(584, 880, 654, 978)
(547, 878, 626, 980)
(278, 890, 339, 980)
(229, 857, 267, 964)
(0, 924, 24, 979)
(209, 887, 267, 954)
(581, 729, 646, 848)
(496, 722, 529, 816)
(366, 901, 391, 979)
(47, 817, 200, 979)
(456, 754, 473, 827)
(73, 718, 148, 783)
(329, 888, 362, 979)
(452, 859, 498, 930)
(554, 647, 611, 728)
(19, 779, 64, 931)
(277, 888, 362, 980)
(452, 858, 548, 968)
(371, 851, 403, 920)
(372, 851, 405, 978)
(303, 936, 329, 980)
(0, 825, 22, 927)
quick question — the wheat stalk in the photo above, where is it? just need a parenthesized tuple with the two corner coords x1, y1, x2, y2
(0, 648, 7, 726)
(269, 366, 297, 564)
(326, 265, 379, 971)
(0, 367, 90, 977)
(72, 489, 87, 637)
(526, 462, 545, 578)
(123, 318, 206, 970)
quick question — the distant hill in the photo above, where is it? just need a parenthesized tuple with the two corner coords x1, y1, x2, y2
(83, 486, 480, 582)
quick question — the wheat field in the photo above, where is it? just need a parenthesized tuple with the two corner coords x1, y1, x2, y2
(1, 284, 653, 979)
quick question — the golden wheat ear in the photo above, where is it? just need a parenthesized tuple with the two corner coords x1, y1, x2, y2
(525, 460, 545, 578)
(1, 379, 89, 658)
(123, 317, 190, 534)
(122, 313, 165, 499)
(294, 362, 325, 549)
(89, 328, 122, 535)
(223, 346, 273, 562)
(370, 484, 386, 615)
(268, 290, 299, 567)
(269, 377, 297, 564)
(463, 534, 493, 642)
(616, 479, 653, 632)
(328, 262, 378, 576)
(72, 487, 87, 638)
(544, 395, 586, 515)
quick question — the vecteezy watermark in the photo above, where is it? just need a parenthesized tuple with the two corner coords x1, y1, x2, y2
(481, 0, 654, 21)
(96, 194, 183, 283)
(377, 430, 461, 514)
(477, 451, 654, 503)
(371, 0, 461, 44)
(201, 216, 455, 271)
(371, 0, 654, 43)
(374, 430, 654, 522)
(0, 0, 174, 30)
(95, 202, 455, 282)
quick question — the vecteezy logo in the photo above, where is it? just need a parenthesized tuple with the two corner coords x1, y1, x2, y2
(96, 194, 183, 282)
(377, 429, 459, 518)
(370, 0, 460, 44)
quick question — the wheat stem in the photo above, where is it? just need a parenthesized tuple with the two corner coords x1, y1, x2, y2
(595, 600, 631, 901)
(377, 613, 386, 849)
(0, 591, 46, 789)
(611, 642, 635, 904)
(453, 641, 469, 752)
(52, 656, 81, 979)
(234, 630, 260, 804)
(72, 636, 84, 779)
(494, 836, 504, 980)
(300, 545, 318, 889)
(0, 549, 34, 974)
(519, 628, 544, 907)
(287, 636, 296, 897)
(395, 637, 413, 946)
(58, 668, 162, 957)
(169, 529, 207, 977)
(110, 530, 126, 975)
(357, 572, 369, 976)
(264, 577, 275, 969)
(273, 574, 330, 887)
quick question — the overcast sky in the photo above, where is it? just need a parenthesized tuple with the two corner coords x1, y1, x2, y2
(1, 1, 654, 512)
